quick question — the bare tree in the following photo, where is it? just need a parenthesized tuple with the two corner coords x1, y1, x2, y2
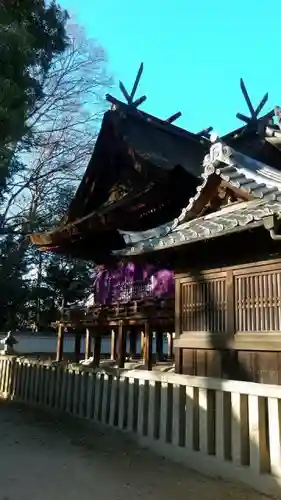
(2, 22, 112, 230)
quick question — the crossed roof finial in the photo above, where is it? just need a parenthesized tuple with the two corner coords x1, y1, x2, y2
(119, 62, 183, 124)
(237, 78, 269, 126)
(119, 63, 147, 108)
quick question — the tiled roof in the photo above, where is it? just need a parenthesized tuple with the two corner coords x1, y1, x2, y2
(115, 142, 281, 257)
(170, 141, 281, 230)
(116, 200, 281, 256)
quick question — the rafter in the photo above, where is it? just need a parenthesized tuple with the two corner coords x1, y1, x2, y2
(197, 126, 213, 138)
(166, 111, 182, 124)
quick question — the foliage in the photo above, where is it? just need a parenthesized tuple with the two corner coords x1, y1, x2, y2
(1, 23, 111, 233)
(25, 254, 93, 327)
(0, 234, 29, 329)
(0, 9, 112, 330)
(0, 0, 69, 201)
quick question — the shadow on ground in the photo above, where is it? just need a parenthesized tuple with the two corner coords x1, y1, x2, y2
(0, 400, 269, 500)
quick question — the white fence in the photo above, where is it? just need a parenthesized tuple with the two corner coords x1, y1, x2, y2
(0, 355, 281, 497)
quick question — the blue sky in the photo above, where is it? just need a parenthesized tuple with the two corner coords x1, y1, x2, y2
(59, 0, 281, 135)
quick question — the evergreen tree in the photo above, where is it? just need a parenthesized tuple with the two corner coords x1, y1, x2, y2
(0, 234, 28, 329)
(0, 0, 69, 200)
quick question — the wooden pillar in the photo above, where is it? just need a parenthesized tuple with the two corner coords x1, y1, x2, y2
(93, 329, 101, 368)
(117, 321, 126, 368)
(85, 328, 92, 360)
(140, 329, 145, 358)
(74, 331, 82, 363)
(167, 332, 174, 360)
(144, 321, 153, 371)
(174, 346, 183, 374)
(156, 329, 163, 362)
(110, 328, 117, 360)
(56, 323, 64, 362)
(129, 328, 137, 359)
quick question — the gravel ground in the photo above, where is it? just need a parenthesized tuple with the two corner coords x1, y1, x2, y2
(0, 401, 271, 500)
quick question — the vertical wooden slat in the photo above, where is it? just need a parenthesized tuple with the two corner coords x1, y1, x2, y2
(248, 395, 263, 472)
(53, 366, 61, 409)
(137, 379, 147, 436)
(72, 369, 80, 415)
(0, 359, 3, 395)
(118, 376, 126, 429)
(2, 359, 8, 397)
(78, 371, 87, 418)
(86, 372, 95, 419)
(1, 359, 7, 397)
(33, 363, 40, 403)
(259, 275, 264, 332)
(272, 273, 278, 330)
(249, 275, 254, 331)
(59, 368, 67, 412)
(159, 382, 168, 443)
(48, 367, 56, 408)
(199, 387, 208, 453)
(268, 397, 281, 476)
(216, 390, 225, 460)
(29, 364, 36, 404)
(11, 359, 19, 400)
(94, 372, 102, 421)
(231, 392, 242, 465)
(277, 273, 281, 329)
(65, 368, 73, 413)
(226, 270, 235, 336)
(16, 362, 22, 401)
(175, 278, 181, 338)
(185, 386, 194, 450)
(109, 376, 118, 426)
(24, 363, 30, 402)
(101, 374, 109, 424)
(148, 380, 156, 439)
(172, 384, 181, 446)
(127, 377, 135, 431)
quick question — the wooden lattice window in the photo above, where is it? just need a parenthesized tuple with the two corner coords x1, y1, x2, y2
(235, 271, 281, 332)
(181, 276, 227, 333)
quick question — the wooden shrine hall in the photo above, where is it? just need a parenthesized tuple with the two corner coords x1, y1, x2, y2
(29, 63, 208, 369)
(29, 66, 281, 382)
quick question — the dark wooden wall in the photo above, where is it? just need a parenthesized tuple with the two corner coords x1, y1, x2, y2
(174, 257, 281, 385)
(180, 348, 281, 385)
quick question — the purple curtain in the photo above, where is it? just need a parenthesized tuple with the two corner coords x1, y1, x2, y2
(93, 263, 174, 305)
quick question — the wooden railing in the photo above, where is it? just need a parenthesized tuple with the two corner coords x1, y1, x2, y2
(62, 298, 174, 326)
(0, 355, 280, 497)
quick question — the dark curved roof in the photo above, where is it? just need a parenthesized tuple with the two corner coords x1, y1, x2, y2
(29, 98, 209, 258)
(65, 98, 210, 222)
